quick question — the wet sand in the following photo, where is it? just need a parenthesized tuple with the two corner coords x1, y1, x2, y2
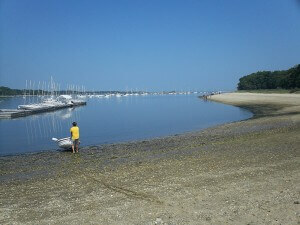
(1, 93, 299, 225)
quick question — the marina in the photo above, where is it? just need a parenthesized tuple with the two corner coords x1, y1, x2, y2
(0, 78, 87, 119)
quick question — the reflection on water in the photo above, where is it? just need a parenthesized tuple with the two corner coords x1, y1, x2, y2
(58, 108, 73, 119)
(0, 95, 252, 155)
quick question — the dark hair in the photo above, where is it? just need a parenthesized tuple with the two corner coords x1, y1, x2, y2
(72, 122, 77, 126)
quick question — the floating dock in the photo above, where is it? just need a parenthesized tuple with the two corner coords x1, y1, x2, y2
(0, 101, 86, 119)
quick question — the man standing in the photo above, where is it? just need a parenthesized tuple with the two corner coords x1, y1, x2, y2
(70, 122, 80, 153)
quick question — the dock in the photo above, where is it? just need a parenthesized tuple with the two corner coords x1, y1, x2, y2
(0, 101, 86, 119)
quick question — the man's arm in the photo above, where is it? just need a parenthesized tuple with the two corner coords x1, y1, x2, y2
(70, 131, 72, 139)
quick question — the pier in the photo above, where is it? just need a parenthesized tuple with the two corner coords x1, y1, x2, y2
(0, 101, 86, 119)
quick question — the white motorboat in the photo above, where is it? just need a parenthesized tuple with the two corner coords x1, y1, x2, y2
(52, 137, 73, 149)
(18, 96, 66, 110)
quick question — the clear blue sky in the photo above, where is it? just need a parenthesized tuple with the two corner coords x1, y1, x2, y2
(1, 0, 300, 91)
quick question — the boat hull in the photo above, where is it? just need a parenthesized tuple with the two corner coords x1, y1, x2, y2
(55, 137, 73, 149)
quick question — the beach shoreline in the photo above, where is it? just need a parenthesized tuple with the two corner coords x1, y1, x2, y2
(1, 92, 299, 224)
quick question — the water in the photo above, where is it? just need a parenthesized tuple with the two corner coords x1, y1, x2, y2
(0, 94, 252, 155)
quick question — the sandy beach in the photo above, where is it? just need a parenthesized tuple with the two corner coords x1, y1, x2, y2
(0, 92, 299, 225)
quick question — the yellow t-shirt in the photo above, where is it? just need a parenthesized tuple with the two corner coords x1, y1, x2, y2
(70, 126, 79, 140)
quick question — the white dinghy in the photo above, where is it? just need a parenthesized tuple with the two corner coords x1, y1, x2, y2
(52, 137, 72, 149)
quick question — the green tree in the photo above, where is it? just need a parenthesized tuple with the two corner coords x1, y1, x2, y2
(237, 64, 300, 90)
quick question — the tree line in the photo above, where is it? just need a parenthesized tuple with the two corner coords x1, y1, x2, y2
(0, 86, 52, 96)
(237, 64, 300, 90)
(0, 86, 24, 96)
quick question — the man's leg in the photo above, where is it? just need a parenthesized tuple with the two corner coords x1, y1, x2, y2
(76, 139, 79, 153)
(72, 142, 75, 153)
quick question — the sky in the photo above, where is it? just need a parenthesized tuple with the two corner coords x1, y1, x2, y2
(0, 0, 300, 91)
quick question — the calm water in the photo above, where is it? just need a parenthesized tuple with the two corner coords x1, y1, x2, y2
(0, 95, 252, 155)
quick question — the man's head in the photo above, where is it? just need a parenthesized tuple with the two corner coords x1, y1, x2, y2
(72, 122, 77, 126)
